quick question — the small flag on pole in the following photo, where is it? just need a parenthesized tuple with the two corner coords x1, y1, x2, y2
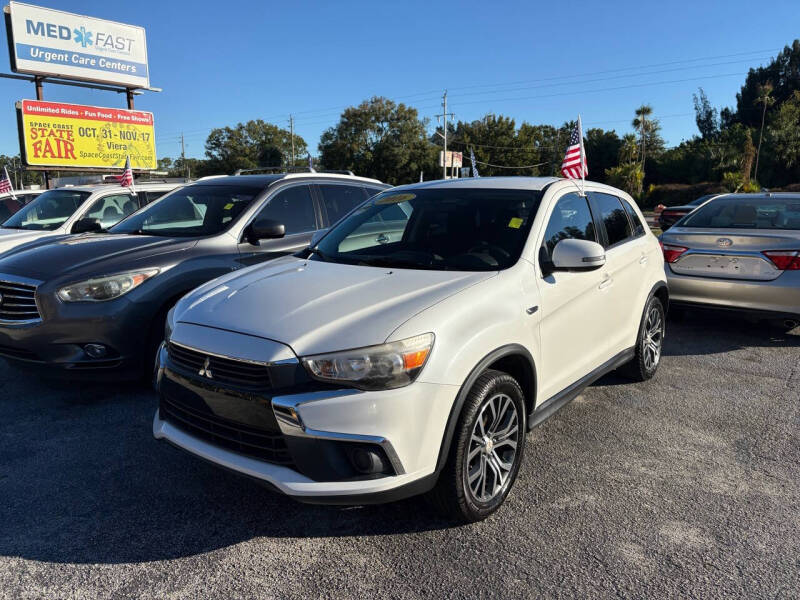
(470, 147, 480, 178)
(560, 116, 588, 181)
(118, 155, 135, 193)
(0, 167, 16, 198)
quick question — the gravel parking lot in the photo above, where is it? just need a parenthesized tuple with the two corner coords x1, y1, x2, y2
(1, 311, 798, 599)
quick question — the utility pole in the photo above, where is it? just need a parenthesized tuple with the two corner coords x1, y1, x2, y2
(181, 133, 189, 180)
(289, 114, 295, 167)
(436, 91, 455, 180)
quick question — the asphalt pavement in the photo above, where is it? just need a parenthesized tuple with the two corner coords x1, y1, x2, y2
(1, 311, 798, 599)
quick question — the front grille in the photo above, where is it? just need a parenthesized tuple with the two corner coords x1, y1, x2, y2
(0, 280, 40, 322)
(168, 341, 272, 389)
(159, 394, 294, 466)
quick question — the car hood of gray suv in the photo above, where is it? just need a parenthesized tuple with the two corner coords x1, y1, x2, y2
(174, 256, 495, 357)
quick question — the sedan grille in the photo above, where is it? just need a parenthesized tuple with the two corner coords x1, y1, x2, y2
(167, 341, 272, 389)
(0, 280, 40, 322)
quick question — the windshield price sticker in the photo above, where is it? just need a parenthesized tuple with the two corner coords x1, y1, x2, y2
(508, 217, 523, 229)
(19, 99, 156, 170)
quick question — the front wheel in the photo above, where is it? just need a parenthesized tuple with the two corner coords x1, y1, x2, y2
(618, 295, 665, 381)
(428, 369, 526, 523)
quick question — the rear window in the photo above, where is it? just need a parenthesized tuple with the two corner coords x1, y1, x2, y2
(680, 197, 800, 230)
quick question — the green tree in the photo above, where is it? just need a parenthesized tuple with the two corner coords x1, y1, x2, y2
(205, 120, 305, 174)
(319, 97, 435, 184)
(733, 40, 800, 128)
(584, 128, 622, 183)
(753, 82, 775, 182)
(605, 134, 644, 198)
(693, 88, 718, 139)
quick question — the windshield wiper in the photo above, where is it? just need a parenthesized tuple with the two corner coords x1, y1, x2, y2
(356, 256, 443, 270)
(309, 247, 328, 261)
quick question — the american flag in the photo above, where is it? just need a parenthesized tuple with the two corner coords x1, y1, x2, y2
(118, 156, 134, 187)
(560, 115, 588, 180)
(0, 167, 15, 197)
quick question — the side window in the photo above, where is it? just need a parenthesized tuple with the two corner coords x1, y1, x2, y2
(622, 198, 646, 236)
(319, 184, 365, 224)
(84, 193, 138, 227)
(257, 185, 317, 235)
(142, 190, 168, 205)
(542, 193, 597, 255)
(592, 192, 633, 247)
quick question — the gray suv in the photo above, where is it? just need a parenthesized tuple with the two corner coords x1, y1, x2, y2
(0, 171, 388, 378)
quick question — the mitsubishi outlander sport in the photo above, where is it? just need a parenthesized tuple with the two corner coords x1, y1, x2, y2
(153, 177, 668, 522)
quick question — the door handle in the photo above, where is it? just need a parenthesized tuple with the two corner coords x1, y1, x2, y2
(598, 276, 613, 290)
(376, 233, 389, 244)
(639, 255, 648, 265)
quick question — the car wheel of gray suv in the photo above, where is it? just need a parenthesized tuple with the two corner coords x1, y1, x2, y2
(619, 296, 665, 382)
(429, 369, 526, 523)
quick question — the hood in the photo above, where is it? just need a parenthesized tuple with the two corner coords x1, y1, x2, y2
(0, 228, 53, 256)
(176, 258, 494, 356)
(0, 233, 197, 280)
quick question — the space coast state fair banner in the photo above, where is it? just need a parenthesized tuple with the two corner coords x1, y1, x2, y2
(18, 100, 156, 170)
(5, 1, 149, 88)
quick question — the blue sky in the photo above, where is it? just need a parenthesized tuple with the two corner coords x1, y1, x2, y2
(1, 0, 798, 161)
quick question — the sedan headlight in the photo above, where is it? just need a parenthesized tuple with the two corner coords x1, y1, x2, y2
(57, 269, 160, 302)
(302, 333, 434, 390)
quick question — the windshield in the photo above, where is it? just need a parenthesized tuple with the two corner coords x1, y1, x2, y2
(2, 189, 91, 231)
(678, 196, 800, 230)
(311, 188, 543, 271)
(110, 184, 261, 237)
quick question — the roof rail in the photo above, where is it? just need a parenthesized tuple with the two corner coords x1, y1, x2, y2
(233, 166, 315, 176)
(315, 169, 355, 176)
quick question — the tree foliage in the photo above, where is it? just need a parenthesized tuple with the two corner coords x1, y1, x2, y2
(204, 120, 305, 175)
(319, 97, 435, 184)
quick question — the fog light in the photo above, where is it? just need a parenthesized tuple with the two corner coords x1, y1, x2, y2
(84, 343, 107, 359)
(348, 446, 389, 475)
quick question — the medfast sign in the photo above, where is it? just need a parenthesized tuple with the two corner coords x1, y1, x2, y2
(4, 2, 149, 88)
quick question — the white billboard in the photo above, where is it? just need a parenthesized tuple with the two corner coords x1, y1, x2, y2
(4, 2, 149, 88)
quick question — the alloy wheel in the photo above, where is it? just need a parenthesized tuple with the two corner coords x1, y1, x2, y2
(465, 393, 520, 503)
(643, 306, 663, 371)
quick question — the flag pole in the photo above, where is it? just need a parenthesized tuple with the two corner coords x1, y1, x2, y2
(578, 114, 586, 197)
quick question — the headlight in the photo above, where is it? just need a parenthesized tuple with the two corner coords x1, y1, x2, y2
(302, 333, 434, 390)
(57, 269, 159, 302)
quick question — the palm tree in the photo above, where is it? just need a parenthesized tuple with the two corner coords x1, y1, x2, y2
(632, 104, 653, 172)
(753, 83, 774, 182)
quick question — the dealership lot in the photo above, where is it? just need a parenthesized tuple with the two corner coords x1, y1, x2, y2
(0, 311, 798, 599)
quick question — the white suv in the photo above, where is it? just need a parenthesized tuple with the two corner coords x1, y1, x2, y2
(153, 177, 667, 522)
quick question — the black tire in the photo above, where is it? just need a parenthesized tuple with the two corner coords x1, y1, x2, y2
(428, 369, 526, 523)
(618, 296, 665, 381)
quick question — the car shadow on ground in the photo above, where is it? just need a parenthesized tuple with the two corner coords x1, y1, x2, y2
(661, 308, 800, 357)
(0, 376, 467, 565)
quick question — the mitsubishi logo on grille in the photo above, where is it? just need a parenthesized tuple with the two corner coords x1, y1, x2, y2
(198, 356, 213, 379)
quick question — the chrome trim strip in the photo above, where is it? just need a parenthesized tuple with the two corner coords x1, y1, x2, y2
(271, 390, 405, 475)
(0, 274, 43, 327)
(169, 339, 299, 367)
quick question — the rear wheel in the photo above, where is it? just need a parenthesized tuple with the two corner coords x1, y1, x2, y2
(619, 296, 665, 381)
(428, 370, 526, 523)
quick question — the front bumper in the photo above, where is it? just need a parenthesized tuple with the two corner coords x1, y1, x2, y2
(666, 267, 800, 318)
(0, 294, 153, 377)
(153, 342, 458, 502)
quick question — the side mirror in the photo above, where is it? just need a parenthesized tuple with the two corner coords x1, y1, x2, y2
(247, 218, 285, 244)
(310, 228, 328, 247)
(551, 239, 606, 271)
(71, 217, 102, 234)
